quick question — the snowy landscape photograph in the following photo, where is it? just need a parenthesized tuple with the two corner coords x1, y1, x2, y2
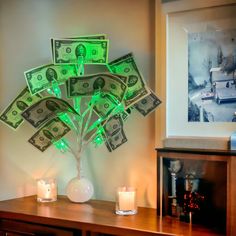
(188, 29, 236, 122)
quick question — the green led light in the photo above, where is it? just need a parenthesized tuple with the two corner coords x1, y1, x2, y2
(59, 113, 71, 124)
(93, 134, 104, 146)
(77, 56, 85, 75)
(47, 88, 54, 95)
(51, 81, 62, 98)
(73, 97, 81, 113)
(53, 138, 69, 153)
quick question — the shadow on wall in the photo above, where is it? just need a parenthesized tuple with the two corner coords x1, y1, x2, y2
(0, 155, 36, 200)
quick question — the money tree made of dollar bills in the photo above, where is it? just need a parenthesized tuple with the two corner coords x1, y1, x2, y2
(0, 34, 161, 202)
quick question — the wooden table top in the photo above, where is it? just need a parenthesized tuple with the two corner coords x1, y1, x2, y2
(0, 196, 224, 236)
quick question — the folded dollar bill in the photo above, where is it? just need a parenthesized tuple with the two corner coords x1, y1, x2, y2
(21, 97, 78, 128)
(0, 87, 42, 130)
(67, 73, 127, 102)
(103, 114, 127, 152)
(120, 110, 130, 122)
(108, 53, 150, 108)
(93, 93, 118, 118)
(24, 64, 78, 95)
(134, 90, 161, 116)
(28, 118, 70, 152)
(53, 38, 109, 65)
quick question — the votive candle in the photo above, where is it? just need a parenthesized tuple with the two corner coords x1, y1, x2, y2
(37, 178, 57, 202)
(116, 187, 137, 215)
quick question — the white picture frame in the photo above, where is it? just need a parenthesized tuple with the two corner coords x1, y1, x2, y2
(166, 3, 236, 138)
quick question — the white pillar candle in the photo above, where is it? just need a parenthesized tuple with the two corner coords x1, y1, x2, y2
(116, 187, 137, 215)
(118, 191, 136, 210)
(37, 178, 57, 202)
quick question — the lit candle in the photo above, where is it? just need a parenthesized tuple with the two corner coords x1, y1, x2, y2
(116, 187, 137, 215)
(37, 178, 57, 202)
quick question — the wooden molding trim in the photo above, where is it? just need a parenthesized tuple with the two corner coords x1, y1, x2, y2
(163, 136, 229, 150)
(162, 0, 236, 14)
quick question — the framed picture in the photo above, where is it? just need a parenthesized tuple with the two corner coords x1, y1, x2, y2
(167, 3, 236, 138)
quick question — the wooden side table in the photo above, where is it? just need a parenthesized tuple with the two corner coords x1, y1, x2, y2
(0, 195, 223, 236)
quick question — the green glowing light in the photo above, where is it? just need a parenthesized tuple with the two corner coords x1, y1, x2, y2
(73, 97, 81, 114)
(97, 126, 105, 134)
(47, 88, 53, 94)
(59, 113, 69, 122)
(52, 81, 61, 98)
(59, 113, 72, 125)
(53, 138, 69, 153)
(93, 134, 104, 146)
(77, 56, 85, 75)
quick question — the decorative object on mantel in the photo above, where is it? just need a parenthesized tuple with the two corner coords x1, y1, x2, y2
(168, 160, 182, 217)
(66, 177, 94, 203)
(168, 160, 182, 197)
(180, 174, 205, 223)
(115, 186, 137, 215)
(0, 34, 161, 203)
(37, 178, 57, 202)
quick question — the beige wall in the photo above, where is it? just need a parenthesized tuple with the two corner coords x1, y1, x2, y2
(0, 0, 158, 207)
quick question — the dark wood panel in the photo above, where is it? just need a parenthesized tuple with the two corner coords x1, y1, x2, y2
(0, 219, 74, 236)
(156, 147, 235, 236)
(229, 157, 236, 236)
(156, 147, 236, 156)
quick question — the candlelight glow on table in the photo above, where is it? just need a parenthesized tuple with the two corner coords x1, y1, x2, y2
(115, 187, 137, 215)
(37, 178, 57, 202)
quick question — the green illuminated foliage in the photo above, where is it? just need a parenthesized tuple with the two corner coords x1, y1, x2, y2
(0, 35, 161, 179)
(54, 138, 69, 153)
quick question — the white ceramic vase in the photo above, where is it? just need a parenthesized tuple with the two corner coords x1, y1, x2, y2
(66, 177, 94, 203)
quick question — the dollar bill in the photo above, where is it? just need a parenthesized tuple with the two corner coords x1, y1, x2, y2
(107, 128, 127, 151)
(53, 38, 109, 65)
(24, 64, 78, 95)
(51, 35, 107, 61)
(68, 34, 106, 40)
(113, 74, 128, 84)
(108, 53, 150, 107)
(103, 114, 127, 152)
(93, 93, 117, 118)
(120, 110, 130, 122)
(28, 118, 70, 152)
(104, 139, 113, 152)
(0, 87, 42, 130)
(68, 73, 127, 102)
(134, 90, 161, 116)
(21, 97, 78, 128)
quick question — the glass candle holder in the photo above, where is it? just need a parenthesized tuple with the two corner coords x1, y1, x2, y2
(37, 178, 57, 202)
(115, 187, 137, 215)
